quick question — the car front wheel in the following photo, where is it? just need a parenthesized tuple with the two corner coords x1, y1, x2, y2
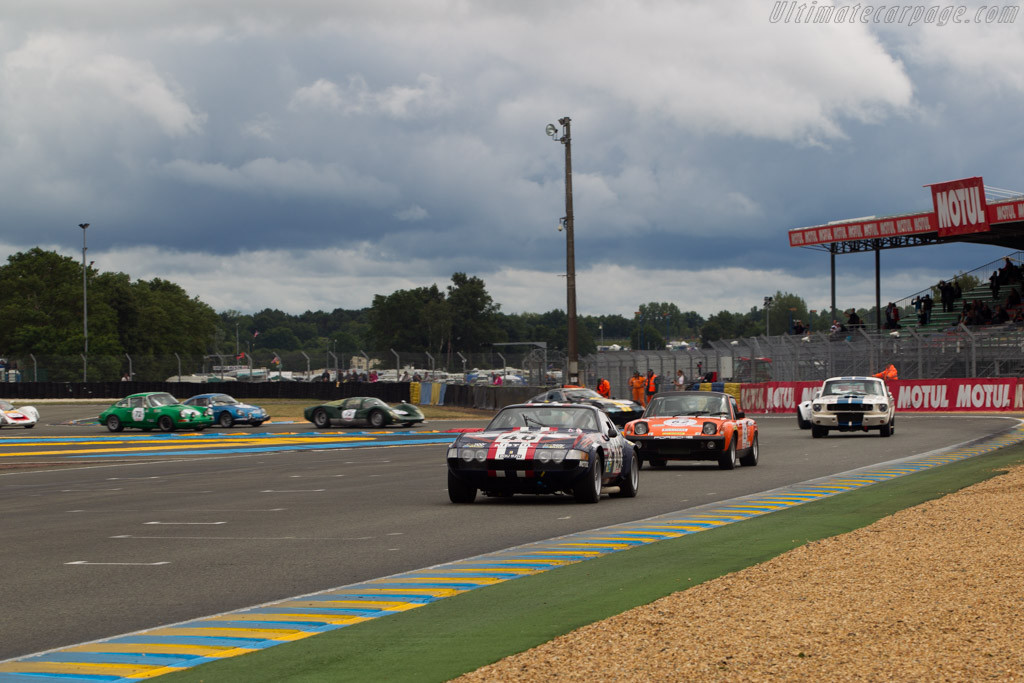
(448, 471, 477, 504)
(880, 418, 893, 437)
(158, 415, 175, 432)
(312, 409, 330, 428)
(368, 410, 386, 428)
(218, 412, 234, 428)
(106, 415, 124, 433)
(718, 437, 738, 470)
(811, 425, 828, 438)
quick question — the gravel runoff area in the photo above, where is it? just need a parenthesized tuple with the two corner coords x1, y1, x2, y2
(454, 464, 1024, 682)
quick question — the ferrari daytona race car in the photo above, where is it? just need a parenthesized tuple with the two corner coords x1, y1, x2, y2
(623, 391, 758, 469)
(446, 403, 639, 504)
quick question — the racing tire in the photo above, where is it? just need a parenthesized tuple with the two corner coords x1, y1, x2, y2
(105, 415, 124, 433)
(158, 415, 176, 432)
(218, 412, 234, 428)
(368, 410, 386, 428)
(24, 424, 34, 429)
(740, 433, 759, 467)
(194, 425, 206, 432)
(574, 457, 603, 504)
(797, 411, 810, 430)
(811, 425, 828, 439)
(612, 450, 640, 498)
(447, 471, 477, 504)
(648, 457, 667, 468)
(880, 419, 893, 437)
(312, 409, 330, 429)
(402, 422, 416, 428)
(718, 437, 739, 470)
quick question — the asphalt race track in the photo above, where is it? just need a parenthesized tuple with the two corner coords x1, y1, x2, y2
(0, 405, 1017, 663)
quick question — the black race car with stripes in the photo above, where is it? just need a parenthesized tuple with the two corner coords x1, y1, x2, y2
(446, 402, 639, 504)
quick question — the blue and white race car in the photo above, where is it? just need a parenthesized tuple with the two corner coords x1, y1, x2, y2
(183, 393, 269, 428)
(446, 403, 639, 504)
(810, 376, 895, 438)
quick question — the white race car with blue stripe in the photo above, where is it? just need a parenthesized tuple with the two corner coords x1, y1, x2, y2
(810, 376, 895, 438)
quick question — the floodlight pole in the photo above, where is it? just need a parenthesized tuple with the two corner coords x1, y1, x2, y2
(548, 117, 578, 385)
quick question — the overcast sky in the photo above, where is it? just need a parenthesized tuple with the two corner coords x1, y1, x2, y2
(2, 0, 1023, 319)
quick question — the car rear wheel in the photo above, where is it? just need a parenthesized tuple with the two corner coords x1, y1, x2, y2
(740, 433, 759, 467)
(369, 410, 386, 428)
(448, 471, 477, 504)
(218, 412, 234, 428)
(158, 415, 175, 432)
(612, 450, 639, 498)
(718, 437, 738, 470)
(648, 457, 667, 468)
(105, 415, 124, 433)
(574, 457, 603, 504)
(312, 408, 330, 428)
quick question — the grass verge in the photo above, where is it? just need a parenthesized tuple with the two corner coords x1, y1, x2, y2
(163, 443, 1024, 683)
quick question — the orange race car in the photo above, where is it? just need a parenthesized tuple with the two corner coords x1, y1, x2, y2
(623, 391, 758, 470)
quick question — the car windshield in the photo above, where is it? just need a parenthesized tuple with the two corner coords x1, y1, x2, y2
(147, 393, 178, 407)
(488, 406, 598, 431)
(0, 400, 13, 410)
(564, 389, 602, 400)
(646, 393, 729, 417)
(212, 395, 238, 405)
(822, 380, 882, 397)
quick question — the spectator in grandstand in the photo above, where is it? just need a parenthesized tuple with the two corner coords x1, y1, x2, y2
(847, 309, 863, 328)
(990, 270, 1001, 300)
(1006, 287, 1021, 310)
(791, 319, 807, 334)
(884, 302, 900, 329)
(938, 280, 955, 313)
(922, 294, 934, 324)
(993, 304, 1010, 324)
(953, 278, 962, 301)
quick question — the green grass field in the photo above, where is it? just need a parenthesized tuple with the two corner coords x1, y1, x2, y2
(161, 443, 1024, 683)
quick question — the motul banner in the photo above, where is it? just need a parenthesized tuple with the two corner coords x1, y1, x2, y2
(741, 378, 1022, 413)
(929, 176, 990, 238)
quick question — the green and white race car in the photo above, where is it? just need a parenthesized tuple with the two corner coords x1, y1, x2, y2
(100, 392, 214, 432)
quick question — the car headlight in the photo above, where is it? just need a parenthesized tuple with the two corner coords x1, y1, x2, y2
(634, 422, 649, 436)
(455, 448, 487, 462)
(702, 422, 717, 435)
(537, 449, 567, 464)
(812, 403, 821, 412)
(879, 404, 888, 412)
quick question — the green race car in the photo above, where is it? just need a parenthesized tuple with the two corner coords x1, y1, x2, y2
(100, 392, 214, 432)
(304, 396, 425, 429)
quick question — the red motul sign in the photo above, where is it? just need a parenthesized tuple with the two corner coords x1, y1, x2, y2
(929, 176, 989, 237)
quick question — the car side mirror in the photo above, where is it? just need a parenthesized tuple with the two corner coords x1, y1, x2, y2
(607, 426, 618, 438)
(736, 410, 745, 419)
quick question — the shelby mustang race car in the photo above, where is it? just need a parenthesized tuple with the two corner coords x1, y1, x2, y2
(528, 386, 642, 427)
(810, 376, 895, 438)
(446, 402, 639, 504)
(623, 391, 759, 469)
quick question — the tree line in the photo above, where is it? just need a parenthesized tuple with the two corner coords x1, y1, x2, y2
(1, 248, 884, 375)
